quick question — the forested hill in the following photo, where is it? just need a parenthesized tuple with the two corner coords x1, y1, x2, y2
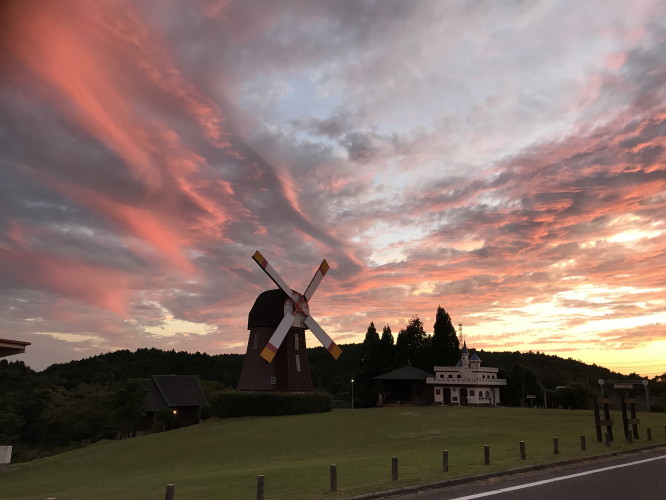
(476, 350, 625, 388)
(37, 344, 664, 405)
(26, 344, 644, 395)
(41, 348, 245, 388)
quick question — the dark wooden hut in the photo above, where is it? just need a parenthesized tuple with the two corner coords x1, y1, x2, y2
(141, 375, 209, 432)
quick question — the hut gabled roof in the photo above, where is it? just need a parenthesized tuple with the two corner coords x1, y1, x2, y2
(142, 375, 209, 411)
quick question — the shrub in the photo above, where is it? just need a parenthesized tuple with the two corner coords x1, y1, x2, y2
(209, 390, 332, 418)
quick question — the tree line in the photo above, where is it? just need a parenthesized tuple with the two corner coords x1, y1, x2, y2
(0, 348, 243, 462)
(351, 306, 461, 406)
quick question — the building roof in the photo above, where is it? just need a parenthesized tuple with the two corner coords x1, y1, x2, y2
(375, 365, 433, 381)
(0, 338, 31, 358)
(248, 289, 289, 329)
(470, 353, 481, 362)
(142, 375, 209, 412)
(461, 341, 468, 354)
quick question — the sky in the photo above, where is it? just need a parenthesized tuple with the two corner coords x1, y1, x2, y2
(1, 0, 665, 377)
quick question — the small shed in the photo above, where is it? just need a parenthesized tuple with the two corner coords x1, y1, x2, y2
(375, 365, 434, 406)
(0, 338, 30, 358)
(141, 375, 209, 431)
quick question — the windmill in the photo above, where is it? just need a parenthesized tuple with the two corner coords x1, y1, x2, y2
(237, 251, 342, 391)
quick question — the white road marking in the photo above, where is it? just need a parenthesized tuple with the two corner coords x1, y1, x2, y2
(451, 454, 666, 499)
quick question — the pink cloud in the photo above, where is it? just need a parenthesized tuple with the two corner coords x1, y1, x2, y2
(0, 237, 134, 317)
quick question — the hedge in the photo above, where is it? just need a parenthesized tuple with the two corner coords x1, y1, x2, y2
(209, 390, 332, 418)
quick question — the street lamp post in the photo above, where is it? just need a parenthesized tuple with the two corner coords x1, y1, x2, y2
(351, 379, 354, 409)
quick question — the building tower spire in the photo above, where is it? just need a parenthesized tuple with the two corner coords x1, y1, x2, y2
(461, 339, 469, 368)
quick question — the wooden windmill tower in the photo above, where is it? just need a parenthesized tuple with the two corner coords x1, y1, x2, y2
(237, 251, 342, 391)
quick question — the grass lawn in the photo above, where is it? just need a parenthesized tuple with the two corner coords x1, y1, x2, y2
(1, 407, 665, 499)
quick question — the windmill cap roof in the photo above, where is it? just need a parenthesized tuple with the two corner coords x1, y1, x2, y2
(248, 289, 290, 329)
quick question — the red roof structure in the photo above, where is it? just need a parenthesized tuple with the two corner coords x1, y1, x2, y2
(0, 338, 30, 358)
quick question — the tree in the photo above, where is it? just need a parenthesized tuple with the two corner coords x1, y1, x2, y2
(396, 316, 431, 369)
(378, 324, 395, 372)
(380, 324, 394, 348)
(355, 322, 382, 407)
(431, 306, 460, 368)
(111, 380, 146, 438)
(552, 382, 588, 409)
(359, 322, 381, 373)
(504, 363, 539, 407)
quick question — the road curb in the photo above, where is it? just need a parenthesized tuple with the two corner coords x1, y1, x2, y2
(345, 444, 666, 499)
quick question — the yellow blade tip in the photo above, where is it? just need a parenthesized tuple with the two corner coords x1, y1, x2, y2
(260, 347, 275, 363)
(329, 344, 342, 360)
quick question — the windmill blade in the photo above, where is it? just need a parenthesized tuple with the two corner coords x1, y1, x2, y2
(252, 251, 293, 298)
(304, 315, 342, 360)
(303, 259, 330, 302)
(260, 311, 296, 363)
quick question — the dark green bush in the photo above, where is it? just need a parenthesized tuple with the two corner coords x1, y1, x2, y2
(210, 390, 332, 418)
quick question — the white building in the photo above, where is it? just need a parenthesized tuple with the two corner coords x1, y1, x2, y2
(426, 342, 506, 406)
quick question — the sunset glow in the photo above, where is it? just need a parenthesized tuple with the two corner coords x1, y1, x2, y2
(1, 0, 664, 377)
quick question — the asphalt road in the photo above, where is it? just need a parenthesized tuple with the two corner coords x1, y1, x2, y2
(384, 447, 666, 500)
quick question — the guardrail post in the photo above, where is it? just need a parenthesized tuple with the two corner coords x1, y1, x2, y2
(330, 464, 337, 492)
(553, 437, 559, 454)
(519, 441, 526, 460)
(165, 484, 175, 500)
(647, 427, 652, 441)
(257, 475, 264, 500)
(605, 432, 611, 447)
(626, 430, 633, 444)
(442, 450, 449, 472)
(391, 457, 398, 481)
(580, 435, 586, 451)
(484, 445, 490, 465)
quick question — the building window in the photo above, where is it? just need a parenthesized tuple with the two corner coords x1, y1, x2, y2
(470, 390, 475, 396)
(252, 333, 259, 350)
(448, 374, 453, 379)
(435, 388, 441, 395)
(457, 374, 461, 379)
(295, 354, 301, 372)
(486, 391, 490, 397)
(270, 376, 276, 385)
(294, 333, 299, 350)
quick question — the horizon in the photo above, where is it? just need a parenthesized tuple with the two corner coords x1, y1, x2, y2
(1, 1, 665, 377)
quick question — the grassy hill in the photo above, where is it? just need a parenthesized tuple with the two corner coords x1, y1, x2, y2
(3, 406, 665, 499)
